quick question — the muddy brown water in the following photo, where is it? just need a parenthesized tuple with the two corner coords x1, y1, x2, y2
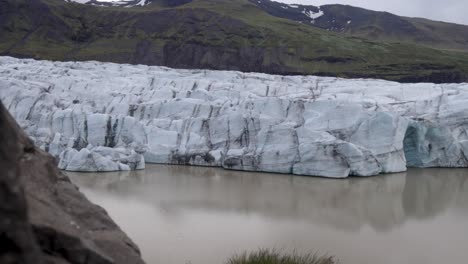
(67, 165, 468, 264)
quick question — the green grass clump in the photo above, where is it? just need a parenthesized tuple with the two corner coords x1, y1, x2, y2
(227, 249, 337, 264)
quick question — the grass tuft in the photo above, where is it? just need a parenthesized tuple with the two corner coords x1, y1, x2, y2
(227, 248, 338, 264)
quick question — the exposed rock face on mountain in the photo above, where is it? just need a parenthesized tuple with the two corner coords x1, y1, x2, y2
(2, 57, 468, 177)
(0, 98, 145, 263)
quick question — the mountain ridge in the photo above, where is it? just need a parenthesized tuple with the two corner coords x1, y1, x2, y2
(62, 0, 468, 52)
(249, 0, 468, 52)
(1, 0, 468, 83)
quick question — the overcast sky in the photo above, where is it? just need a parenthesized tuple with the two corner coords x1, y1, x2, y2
(275, 0, 468, 25)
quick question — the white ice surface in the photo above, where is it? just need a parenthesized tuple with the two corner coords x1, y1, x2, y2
(1, 57, 468, 177)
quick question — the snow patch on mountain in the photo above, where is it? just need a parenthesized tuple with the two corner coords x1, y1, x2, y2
(66, 0, 148, 7)
(1, 57, 468, 177)
(66, 0, 88, 3)
(303, 8, 324, 20)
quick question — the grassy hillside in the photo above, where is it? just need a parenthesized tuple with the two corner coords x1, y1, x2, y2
(1, 0, 468, 82)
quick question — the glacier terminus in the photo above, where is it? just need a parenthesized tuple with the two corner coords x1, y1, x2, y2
(1, 57, 468, 178)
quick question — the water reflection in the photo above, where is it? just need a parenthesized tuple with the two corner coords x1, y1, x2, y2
(403, 169, 468, 219)
(68, 166, 468, 233)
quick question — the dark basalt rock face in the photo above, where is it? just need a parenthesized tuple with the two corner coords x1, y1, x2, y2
(0, 99, 41, 264)
(0, 100, 145, 264)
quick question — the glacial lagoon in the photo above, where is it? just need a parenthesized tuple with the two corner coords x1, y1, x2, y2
(68, 165, 468, 264)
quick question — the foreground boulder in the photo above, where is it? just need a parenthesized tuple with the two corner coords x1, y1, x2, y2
(1, 56, 468, 177)
(0, 100, 144, 263)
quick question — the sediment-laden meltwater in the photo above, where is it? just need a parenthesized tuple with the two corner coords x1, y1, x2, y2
(2, 57, 468, 177)
(68, 165, 468, 264)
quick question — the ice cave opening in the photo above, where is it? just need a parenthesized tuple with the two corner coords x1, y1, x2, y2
(403, 121, 464, 169)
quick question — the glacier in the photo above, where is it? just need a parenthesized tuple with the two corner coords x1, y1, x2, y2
(1, 56, 468, 177)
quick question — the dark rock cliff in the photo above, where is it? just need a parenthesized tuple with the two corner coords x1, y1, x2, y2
(0, 100, 145, 264)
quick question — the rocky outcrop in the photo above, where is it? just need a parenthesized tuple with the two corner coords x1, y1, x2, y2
(1, 57, 468, 177)
(0, 100, 145, 263)
(0, 92, 41, 264)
